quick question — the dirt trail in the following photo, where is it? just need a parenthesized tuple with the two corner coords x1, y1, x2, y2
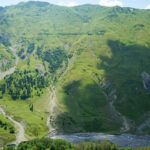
(47, 55, 76, 134)
(0, 66, 16, 80)
(0, 46, 26, 145)
(0, 106, 26, 145)
(47, 87, 57, 135)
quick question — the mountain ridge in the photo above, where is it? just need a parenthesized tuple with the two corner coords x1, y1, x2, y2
(2, 1, 150, 10)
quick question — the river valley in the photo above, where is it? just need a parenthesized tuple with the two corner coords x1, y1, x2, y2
(0, 47, 150, 148)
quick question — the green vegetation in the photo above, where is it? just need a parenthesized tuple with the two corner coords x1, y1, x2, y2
(0, 55, 50, 137)
(0, 119, 15, 134)
(75, 141, 125, 150)
(0, 44, 15, 72)
(0, 34, 11, 47)
(0, 91, 50, 137)
(27, 43, 35, 54)
(0, 1, 150, 136)
(98, 40, 150, 120)
(42, 47, 68, 73)
(4, 137, 150, 150)
(17, 48, 24, 57)
(0, 113, 16, 147)
(5, 138, 73, 150)
(55, 79, 121, 132)
(2, 138, 131, 150)
(0, 69, 49, 100)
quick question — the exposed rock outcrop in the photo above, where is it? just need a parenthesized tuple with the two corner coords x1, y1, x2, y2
(92, 73, 130, 132)
(141, 72, 150, 94)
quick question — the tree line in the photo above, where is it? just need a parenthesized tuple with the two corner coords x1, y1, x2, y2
(3, 137, 147, 150)
(17, 44, 69, 74)
(0, 69, 49, 100)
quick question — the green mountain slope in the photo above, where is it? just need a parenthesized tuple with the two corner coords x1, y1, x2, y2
(0, 1, 150, 139)
(0, 113, 16, 147)
(0, 44, 15, 72)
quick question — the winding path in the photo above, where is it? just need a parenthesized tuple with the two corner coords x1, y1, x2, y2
(0, 45, 26, 146)
(0, 106, 26, 145)
(0, 66, 16, 80)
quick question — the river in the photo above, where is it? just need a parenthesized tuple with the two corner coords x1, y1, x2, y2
(46, 132, 150, 148)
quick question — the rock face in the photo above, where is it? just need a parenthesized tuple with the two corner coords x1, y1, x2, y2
(141, 72, 150, 94)
(138, 111, 150, 133)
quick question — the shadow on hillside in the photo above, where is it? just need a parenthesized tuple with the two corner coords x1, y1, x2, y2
(97, 40, 150, 120)
(54, 40, 150, 133)
(54, 80, 122, 133)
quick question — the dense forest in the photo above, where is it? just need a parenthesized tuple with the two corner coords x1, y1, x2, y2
(38, 47, 68, 73)
(17, 45, 69, 73)
(0, 69, 49, 100)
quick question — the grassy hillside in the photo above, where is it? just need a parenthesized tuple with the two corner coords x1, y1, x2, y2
(0, 1, 150, 136)
(0, 113, 16, 147)
(0, 44, 15, 72)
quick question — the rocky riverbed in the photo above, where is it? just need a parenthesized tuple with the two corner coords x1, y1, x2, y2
(45, 132, 150, 148)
